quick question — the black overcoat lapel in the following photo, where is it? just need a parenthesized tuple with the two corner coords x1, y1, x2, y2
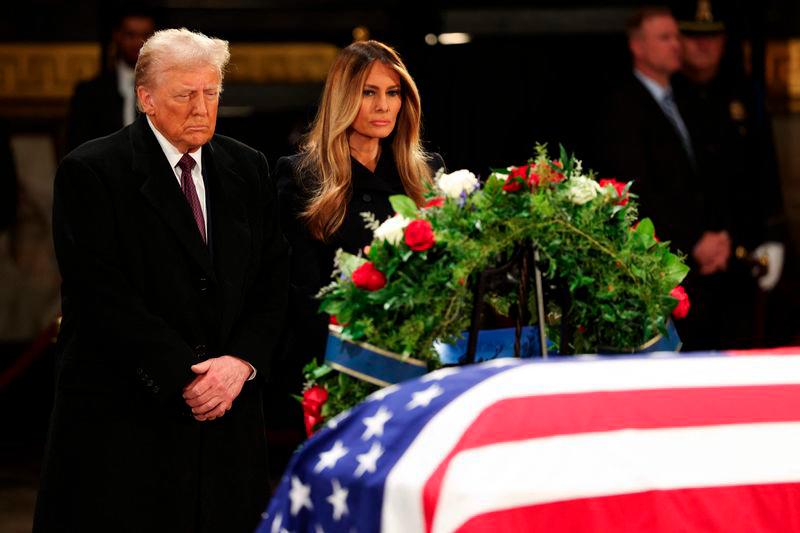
(203, 140, 251, 343)
(131, 117, 214, 276)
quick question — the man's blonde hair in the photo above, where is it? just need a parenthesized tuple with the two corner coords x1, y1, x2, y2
(135, 28, 230, 91)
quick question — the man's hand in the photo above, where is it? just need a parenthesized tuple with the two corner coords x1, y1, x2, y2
(692, 230, 731, 275)
(183, 355, 251, 422)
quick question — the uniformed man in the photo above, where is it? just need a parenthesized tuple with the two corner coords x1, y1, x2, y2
(673, 0, 787, 347)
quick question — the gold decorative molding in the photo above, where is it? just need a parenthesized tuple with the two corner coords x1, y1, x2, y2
(0, 42, 338, 118)
(0, 43, 100, 100)
(764, 39, 800, 112)
(227, 43, 338, 84)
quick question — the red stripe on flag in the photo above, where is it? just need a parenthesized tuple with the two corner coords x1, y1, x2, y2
(455, 483, 800, 533)
(728, 347, 800, 356)
(424, 385, 800, 532)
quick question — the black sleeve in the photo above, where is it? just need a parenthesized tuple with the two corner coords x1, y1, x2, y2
(226, 152, 290, 380)
(274, 156, 329, 372)
(53, 156, 197, 406)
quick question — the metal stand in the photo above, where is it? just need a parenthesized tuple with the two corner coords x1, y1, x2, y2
(464, 243, 550, 363)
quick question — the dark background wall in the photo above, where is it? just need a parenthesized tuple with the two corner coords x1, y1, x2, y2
(1, 0, 796, 173)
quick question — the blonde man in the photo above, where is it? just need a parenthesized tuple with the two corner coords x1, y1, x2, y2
(35, 28, 288, 532)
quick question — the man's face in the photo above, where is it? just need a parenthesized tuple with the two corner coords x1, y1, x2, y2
(630, 15, 682, 77)
(681, 34, 726, 74)
(115, 16, 155, 68)
(138, 66, 220, 154)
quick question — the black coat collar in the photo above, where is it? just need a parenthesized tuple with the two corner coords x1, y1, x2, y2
(350, 144, 403, 194)
(132, 116, 250, 292)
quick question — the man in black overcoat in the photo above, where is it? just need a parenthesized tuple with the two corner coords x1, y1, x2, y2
(34, 28, 288, 532)
(593, 8, 732, 349)
(66, 6, 155, 151)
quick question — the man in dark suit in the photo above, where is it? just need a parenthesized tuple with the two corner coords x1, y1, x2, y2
(35, 28, 288, 532)
(65, 6, 155, 151)
(593, 7, 732, 349)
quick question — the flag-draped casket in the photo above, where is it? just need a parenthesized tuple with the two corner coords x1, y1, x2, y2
(259, 351, 800, 532)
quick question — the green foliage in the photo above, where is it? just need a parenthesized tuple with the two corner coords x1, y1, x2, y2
(320, 144, 689, 363)
(301, 360, 377, 420)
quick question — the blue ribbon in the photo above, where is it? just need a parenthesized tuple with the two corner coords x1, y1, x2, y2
(324, 322, 681, 385)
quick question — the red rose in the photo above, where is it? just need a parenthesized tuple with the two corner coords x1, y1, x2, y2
(508, 165, 530, 180)
(423, 196, 445, 208)
(670, 286, 691, 319)
(600, 178, 629, 206)
(301, 385, 328, 437)
(552, 159, 563, 169)
(404, 219, 435, 251)
(329, 315, 339, 325)
(551, 172, 566, 183)
(503, 165, 530, 192)
(528, 172, 540, 187)
(352, 261, 386, 291)
(502, 177, 524, 192)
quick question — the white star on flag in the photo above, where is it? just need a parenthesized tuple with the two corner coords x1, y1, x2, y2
(406, 384, 444, 410)
(270, 512, 282, 533)
(421, 367, 461, 382)
(361, 406, 393, 440)
(369, 383, 400, 401)
(288, 476, 312, 516)
(354, 441, 384, 478)
(314, 440, 349, 473)
(326, 478, 349, 521)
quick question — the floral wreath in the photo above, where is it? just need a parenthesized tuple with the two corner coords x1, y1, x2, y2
(300, 144, 691, 434)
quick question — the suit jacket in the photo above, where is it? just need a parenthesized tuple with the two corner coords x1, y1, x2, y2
(35, 115, 288, 532)
(673, 71, 785, 249)
(592, 74, 717, 256)
(66, 72, 126, 152)
(274, 148, 445, 383)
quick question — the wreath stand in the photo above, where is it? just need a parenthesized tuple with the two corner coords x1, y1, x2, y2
(463, 242, 570, 363)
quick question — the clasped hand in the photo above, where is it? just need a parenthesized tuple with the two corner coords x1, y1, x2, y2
(183, 355, 251, 421)
(692, 230, 731, 275)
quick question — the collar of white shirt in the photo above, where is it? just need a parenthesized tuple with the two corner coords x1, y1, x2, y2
(145, 116, 203, 177)
(633, 69, 671, 103)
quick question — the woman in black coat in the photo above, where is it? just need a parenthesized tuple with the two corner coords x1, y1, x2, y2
(275, 40, 444, 387)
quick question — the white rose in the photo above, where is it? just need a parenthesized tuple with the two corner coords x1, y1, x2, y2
(566, 175, 602, 205)
(373, 214, 410, 245)
(437, 169, 478, 199)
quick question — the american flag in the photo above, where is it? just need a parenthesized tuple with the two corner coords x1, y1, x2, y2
(258, 351, 800, 532)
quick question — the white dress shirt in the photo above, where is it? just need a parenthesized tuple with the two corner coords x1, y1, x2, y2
(117, 61, 137, 127)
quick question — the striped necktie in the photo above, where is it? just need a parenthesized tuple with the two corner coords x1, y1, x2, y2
(177, 153, 207, 244)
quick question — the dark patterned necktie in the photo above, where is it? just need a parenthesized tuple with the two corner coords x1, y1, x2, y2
(177, 153, 207, 244)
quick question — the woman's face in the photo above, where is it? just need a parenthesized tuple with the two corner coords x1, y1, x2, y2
(350, 61, 402, 142)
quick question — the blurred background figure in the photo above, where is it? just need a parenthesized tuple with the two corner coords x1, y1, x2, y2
(65, 4, 155, 151)
(592, 7, 736, 350)
(673, 0, 789, 348)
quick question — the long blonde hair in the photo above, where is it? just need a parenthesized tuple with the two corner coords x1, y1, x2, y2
(297, 40, 433, 241)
